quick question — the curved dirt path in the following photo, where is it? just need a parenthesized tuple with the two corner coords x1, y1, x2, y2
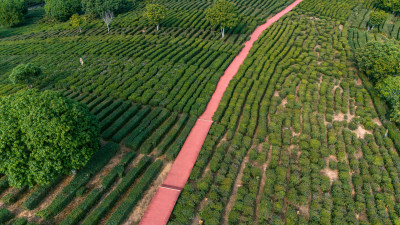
(140, 1, 303, 224)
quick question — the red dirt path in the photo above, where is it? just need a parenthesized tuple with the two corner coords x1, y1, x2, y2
(140, 1, 303, 224)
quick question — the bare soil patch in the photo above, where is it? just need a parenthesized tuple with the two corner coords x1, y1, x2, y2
(353, 126, 372, 139)
(321, 167, 338, 184)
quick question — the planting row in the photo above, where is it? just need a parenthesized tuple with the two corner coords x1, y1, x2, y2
(170, 8, 400, 224)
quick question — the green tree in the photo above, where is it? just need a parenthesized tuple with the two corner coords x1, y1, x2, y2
(0, 89, 100, 188)
(143, 4, 166, 31)
(376, 76, 400, 105)
(375, 0, 400, 13)
(368, 11, 388, 32)
(355, 40, 400, 80)
(0, 0, 27, 27)
(9, 63, 42, 85)
(81, 0, 126, 16)
(44, 0, 81, 21)
(205, 0, 238, 38)
(70, 14, 88, 32)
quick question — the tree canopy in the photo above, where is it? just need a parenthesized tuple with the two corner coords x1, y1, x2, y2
(205, 0, 238, 38)
(0, 89, 100, 188)
(81, 0, 126, 16)
(368, 11, 388, 31)
(44, 0, 81, 21)
(355, 40, 400, 80)
(0, 0, 27, 27)
(375, 0, 400, 13)
(143, 4, 166, 31)
(9, 63, 42, 84)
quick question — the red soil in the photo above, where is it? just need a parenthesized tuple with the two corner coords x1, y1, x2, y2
(140, 0, 304, 224)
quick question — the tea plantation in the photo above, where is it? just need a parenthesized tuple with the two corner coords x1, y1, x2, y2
(2, 0, 400, 224)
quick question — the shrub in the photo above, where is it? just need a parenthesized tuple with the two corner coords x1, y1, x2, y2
(9, 63, 41, 84)
(0, 89, 100, 188)
(0, 208, 12, 224)
(44, 0, 81, 21)
(0, 0, 27, 27)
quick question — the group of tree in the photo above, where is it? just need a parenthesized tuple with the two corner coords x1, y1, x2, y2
(0, 0, 28, 27)
(375, 0, 400, 13)
(0, 89, 100, 188)
(1, 0, 240, 37)
(368, 10, 388, 32)
(356, 40, 400, 123)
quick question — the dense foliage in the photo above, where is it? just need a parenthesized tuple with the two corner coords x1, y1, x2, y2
(355, 41, 400, 80)
(143, 4, 166, 31)
(375, 0, 400, 13)
(205, 0, 238, 38)
(376, 76, 400, 122)
(368, 10, 388, 30)
(9, 63, 41, 84)
(81, 0, 126, 16)
(44, 0, 81, 21)
(0, 89, 100, 188)
(0, 0, 27, 27)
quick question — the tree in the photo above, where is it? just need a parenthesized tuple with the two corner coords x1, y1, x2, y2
(355, 40, 400, 80)
(0, 0, 27, 27)
(143, 4, 166, 31)
(0, 89, 100, 188)
(101, 10, 114, 33)
(368, 11, 388, 32)
(81, 0, 126, 16)
(375, 0, 400, 13)
(9, 63, 42, 85)
(70, 14, 88, 32)
(205, 0, 238, 38)
(44, 0, 81, 22)
(376, 76, 400, 105)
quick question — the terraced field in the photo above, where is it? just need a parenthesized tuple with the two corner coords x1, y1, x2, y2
(2, 0, 400, 224)
(0, 0, 297, 224)
(169, 0, 400, 224)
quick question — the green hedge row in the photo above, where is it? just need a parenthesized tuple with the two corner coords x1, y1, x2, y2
(60, 152, 137, 225)
(156, 114, 189, 156)
(1, 186, 28, 205)
(102, 104, 140, 140)
(165, 116, 197, 160)
(125, 109, 171, 150)
(105, 160, 163, 225)
(38, 142, 120, 220)
(0, 208, 12, 224)
(22, 176, 63, 210)
(100, 101, 131, 131)
(111, 106, 153, 143)
(81, 156, 151, 225)
(139, 112, 179, 154)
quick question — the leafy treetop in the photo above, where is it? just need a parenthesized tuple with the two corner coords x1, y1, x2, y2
(143, 3, 167, 31)
(355, 40, 400, 80)
(0, 89, 100, 188)
(0, 0, 27, 27)
(205, 0, 238, 38)
(9, 63, 42, 85)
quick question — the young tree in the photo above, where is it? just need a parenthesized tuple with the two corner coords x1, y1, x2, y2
(44, 0, 81, 22)
(0, 0, 27, 27)
(143, 4, 166, 31)
(205, 0, 238, 38)
(368, 11, 388, 32)
(101, 10, 114, 33)
(9, 63, 42, 85)
(0, 89, 100, 188)
(70, 14, 88, 32)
